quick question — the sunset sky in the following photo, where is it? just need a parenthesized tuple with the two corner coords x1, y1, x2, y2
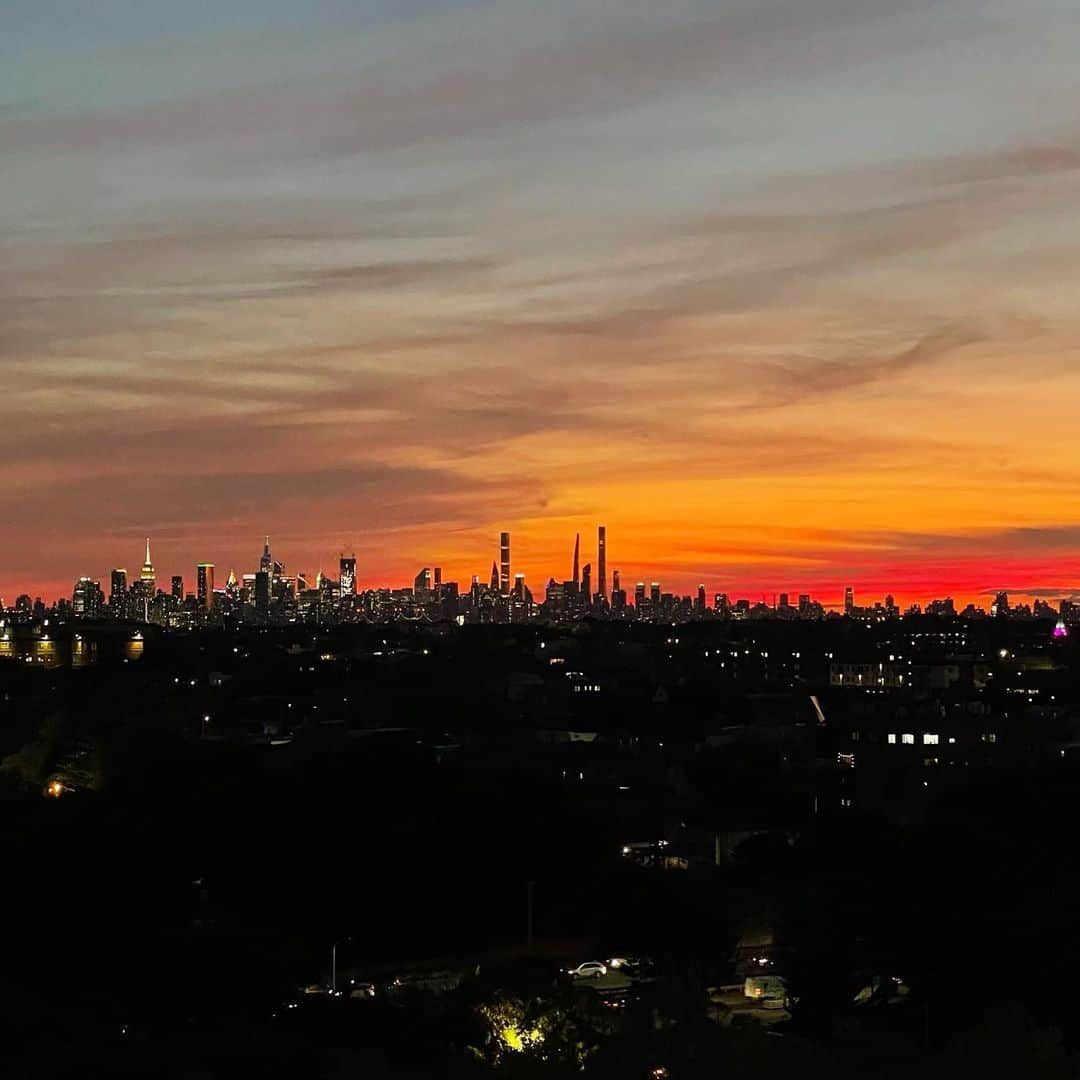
(5, 0, 1080, 606)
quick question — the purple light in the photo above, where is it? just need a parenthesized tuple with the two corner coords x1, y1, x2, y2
(1054, 620, 1069, 639)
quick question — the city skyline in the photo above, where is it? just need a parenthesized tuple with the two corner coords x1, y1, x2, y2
(8, 527, 1080, 612)
(8, 3, 1080, 610)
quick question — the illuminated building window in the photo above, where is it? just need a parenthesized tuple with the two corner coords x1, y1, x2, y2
(901, 733, 915, 745)
(887, 733, 897, 745)
(982, 733, 997, 744)
(923, 733, 940, 745)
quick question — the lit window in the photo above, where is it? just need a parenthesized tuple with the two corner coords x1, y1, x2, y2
(982, 733, 997, 744)
(887, 733, 897, 745)
(901, 733, 915, 745)
(924, 733, 940, 745)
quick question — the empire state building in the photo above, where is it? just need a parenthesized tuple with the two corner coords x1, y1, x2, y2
(140, 537, 155, 592)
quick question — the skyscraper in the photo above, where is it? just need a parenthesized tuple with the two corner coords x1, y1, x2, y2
(196, 563, 215, 609)
(581, 563, 592, 606)
(171, 575, 184, 601)
(339, 554, 356, 597)
(572, 533, 580, 590)
(254, 571, 270, 615)
(844, 586, 855, 615)
(260, 536, 273, 576)
(499, 532, 511, 596)
(434, 567, 442, 590)
(612, 569, 621, 595)
(597, 525, 607, 601)
(635, 582, 646, 609)
(110, 568, 127, 609)
(489, 561, 499, 591)
(140, 537, 155, 592)
(414, 567, 433, 595)
(650, 582, 661, 606)
(73, 577, 103, 617)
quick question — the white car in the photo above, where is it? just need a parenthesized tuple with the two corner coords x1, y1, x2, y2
(566, 961, 607, 980)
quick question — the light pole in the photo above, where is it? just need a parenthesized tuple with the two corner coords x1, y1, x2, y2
(331, 936, 351, 995)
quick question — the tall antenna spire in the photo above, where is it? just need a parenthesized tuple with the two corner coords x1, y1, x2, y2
(145, 536, 151, 565)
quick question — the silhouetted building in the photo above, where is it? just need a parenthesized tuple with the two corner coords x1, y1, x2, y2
(254, 570, 270, 615)
(196, 563, 215, 610)
(597, 525, 607, 601)
(499, 532, 511, 595)
(110, 568, 127, 609)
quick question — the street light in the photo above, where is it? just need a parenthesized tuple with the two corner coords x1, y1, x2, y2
(331, 936, 351, 995)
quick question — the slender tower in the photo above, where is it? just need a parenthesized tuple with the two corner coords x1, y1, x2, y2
(572, 533, 580, 590)
(499, 532, 511, 596)
(597, 525, 607, 601)
(140, 537, 155, 591)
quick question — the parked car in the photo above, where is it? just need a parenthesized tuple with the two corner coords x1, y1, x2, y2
(565, 961, 607, 980)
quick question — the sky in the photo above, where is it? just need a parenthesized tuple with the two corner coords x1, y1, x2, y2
(5, 0, 1080, 607)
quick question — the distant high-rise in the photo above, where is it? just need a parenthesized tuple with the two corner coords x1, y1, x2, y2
(110, 568, 127, 608)
(260, 536, 273, 576)
(196, 563, 215, 609)
(635, 582, 646, 609)
(650, 582, 661, 606)
(993, 590, 1010, 618)
(73, 576, 103, 618)
(171, 575, 184, 601)
(254, 570, 270, 614)
(597, 525, 607, 601)
(844, 586, 855, 615)
(434, 567, 442, 590)
(140, 537, 155, 592)
(581, 563, 592, 606)
(489, 561, 499, 591)
(513, 573, 526, 601)
(499, 532, 511, 596)
(339, 554, 356, 597)
(696, 584, 706, 612)
(572, 533, 580, 589)
(612, 569, 621, 595)
(414, 567, 433, 595)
